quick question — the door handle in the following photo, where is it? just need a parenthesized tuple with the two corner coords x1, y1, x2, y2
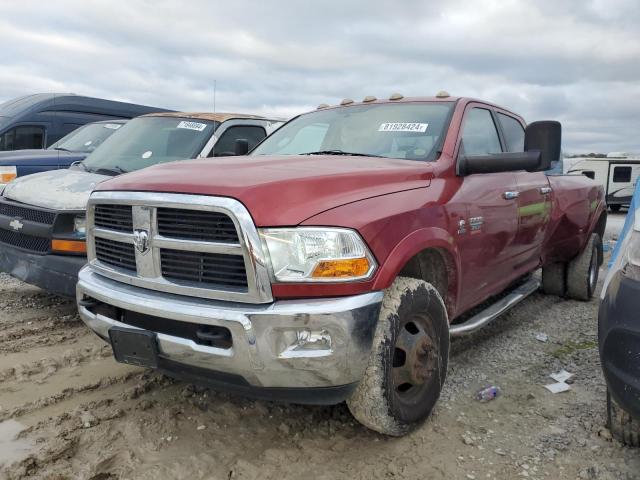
(503, 191, 520, 200)
(539, 186, 552, 195)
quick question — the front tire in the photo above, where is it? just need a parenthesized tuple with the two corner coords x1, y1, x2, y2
(566, 233, 601, 301)
(347, 277, 449, 436)
(607, 390, 640, 447)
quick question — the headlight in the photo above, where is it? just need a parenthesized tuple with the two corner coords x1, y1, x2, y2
(0, 166, 17, 184)
(260, 227, 377, 282)
(74, 215, 87, 235)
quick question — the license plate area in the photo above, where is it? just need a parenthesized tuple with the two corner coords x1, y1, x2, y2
(109, 327, 159, 368)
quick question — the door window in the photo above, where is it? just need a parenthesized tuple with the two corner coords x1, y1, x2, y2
(613, 166, 632, 183)
(212, 125, 267, 156)
(497, 113, 525, 152)
(460, 108, 502, 155)
(0, 125, 45, 150)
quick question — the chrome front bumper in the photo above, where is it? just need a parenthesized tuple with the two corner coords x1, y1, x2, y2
(76, 266, 383, 393)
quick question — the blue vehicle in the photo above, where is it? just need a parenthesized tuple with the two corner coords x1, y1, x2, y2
(0, 93, 170, 152)
(0, 120, 127, 187)
(599, 180, 640, 446)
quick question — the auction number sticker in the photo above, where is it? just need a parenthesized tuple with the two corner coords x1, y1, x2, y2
(177, 121, 208, 131)
(378, 123, 428, 133)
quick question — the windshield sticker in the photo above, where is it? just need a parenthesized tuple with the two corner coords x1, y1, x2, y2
(141, 151, 153, 159)
(103, 123, 122, 130)
(378, 123, 428, 133)
(177, 121, 207, 132)
(84, 141, 92, 146)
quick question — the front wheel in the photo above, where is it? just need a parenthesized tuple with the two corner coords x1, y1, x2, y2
(347, 277, 449, 436)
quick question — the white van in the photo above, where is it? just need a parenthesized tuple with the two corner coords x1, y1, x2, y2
(567, 154, 640, 212)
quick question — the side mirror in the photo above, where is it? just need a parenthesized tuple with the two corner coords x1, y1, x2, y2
(524, 121, 561, 171)
(458, 151, 541, 176)
(234, 138, 250, 156)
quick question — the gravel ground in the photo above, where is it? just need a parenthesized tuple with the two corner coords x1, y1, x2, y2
(1, 212, 638, 480)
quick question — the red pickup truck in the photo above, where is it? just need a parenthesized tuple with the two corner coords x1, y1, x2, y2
(76, 94, 606, 435)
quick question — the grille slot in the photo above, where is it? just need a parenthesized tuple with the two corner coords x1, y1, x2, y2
(0, 201, 55, 225)
(95, 237, 136, 271)
(161, 249, 248, 289)
(94, 205, 133, 232)
(157, 208, 238, 243)
(0, 229, 49, 253)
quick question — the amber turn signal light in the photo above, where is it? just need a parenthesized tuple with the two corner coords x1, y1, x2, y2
(52, 239, 87, 254)
(311, 258, 371, 279)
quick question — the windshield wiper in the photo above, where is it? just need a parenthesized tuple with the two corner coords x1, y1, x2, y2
(302, 150, 385, 158)
(92, 165, 128, 176)
(70, 160, 90, 172)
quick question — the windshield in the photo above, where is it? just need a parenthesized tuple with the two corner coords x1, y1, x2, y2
(251, 102, 454, 161)
(83, 117, 217, 174)
(49, 122, 125, 153)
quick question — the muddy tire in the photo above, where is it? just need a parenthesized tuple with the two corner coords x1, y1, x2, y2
(346, 277, 449, 436)
(566, 233, 601, 301)
(607, 391, 640, 447)
(541, 262, 566, 296)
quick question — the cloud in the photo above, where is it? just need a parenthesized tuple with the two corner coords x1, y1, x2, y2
(0, 0, 638, 153)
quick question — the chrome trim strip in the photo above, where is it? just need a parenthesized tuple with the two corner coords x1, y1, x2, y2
(87, 191, 273, 303)
(153, 236, 243, 254)
(93, 228, 133, 243)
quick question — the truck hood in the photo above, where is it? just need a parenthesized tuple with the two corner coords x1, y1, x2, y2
(0, 149, 86, 166)
(96, 155, 432, 225)
(3, 168, 110, 210)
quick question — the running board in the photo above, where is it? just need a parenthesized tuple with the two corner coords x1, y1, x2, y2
(449, 278, 540, 337)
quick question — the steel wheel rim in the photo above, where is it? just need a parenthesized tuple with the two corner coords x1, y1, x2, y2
(391, 314, 437, 404)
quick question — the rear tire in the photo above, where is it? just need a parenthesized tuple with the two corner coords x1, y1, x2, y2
(566, 233, 601, 301)
(607, 390, 640, 447)
(542, 262, 566, 296)
(610, 204, 621, 213)
(347, 277, 449, 436)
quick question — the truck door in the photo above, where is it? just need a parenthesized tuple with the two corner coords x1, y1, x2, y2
(495, 112, 552, 269)
(454, 106, 519, 309)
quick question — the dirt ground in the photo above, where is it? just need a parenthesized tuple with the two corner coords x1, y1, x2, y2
(1, 212, 638, 480)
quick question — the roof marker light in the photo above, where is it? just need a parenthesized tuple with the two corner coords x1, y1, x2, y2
(389, 93, 404, 100)
(340, 98, 354, 105)
(316, 103, 330, 109)
(362, 95, 377, 102)
(436, 90, 451, 98)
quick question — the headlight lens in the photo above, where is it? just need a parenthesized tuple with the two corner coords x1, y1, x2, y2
(0, 166, 17, 184)
(260, 227, 376, 282)
(74, 215, 87, 235)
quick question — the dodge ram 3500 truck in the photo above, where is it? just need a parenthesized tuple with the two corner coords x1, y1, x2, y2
(77, 93, 606, 436)
(0, 112, 283, 297)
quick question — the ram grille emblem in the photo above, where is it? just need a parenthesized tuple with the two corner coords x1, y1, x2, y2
(133, 229, 150, 254)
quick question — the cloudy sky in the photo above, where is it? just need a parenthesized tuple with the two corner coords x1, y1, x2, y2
(0, 0, 638, 153)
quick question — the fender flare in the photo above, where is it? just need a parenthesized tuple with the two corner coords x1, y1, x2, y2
(372, 227, 462, 307)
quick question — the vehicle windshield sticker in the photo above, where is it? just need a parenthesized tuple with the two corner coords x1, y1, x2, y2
(103, 123, 122, 130)
(84, 141, 92, 146)
(378, 123, 428, 133)
(177, 121, 207, 132)
(141, 151, 153, 159)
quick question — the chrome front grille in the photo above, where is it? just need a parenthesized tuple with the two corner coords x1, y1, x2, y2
(160, 249, 248, 288)
(86, 191, 273, 303)
(157, 208, 238, 242)
(95, 237, 136, 271)
(94, 205, 133, 232)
